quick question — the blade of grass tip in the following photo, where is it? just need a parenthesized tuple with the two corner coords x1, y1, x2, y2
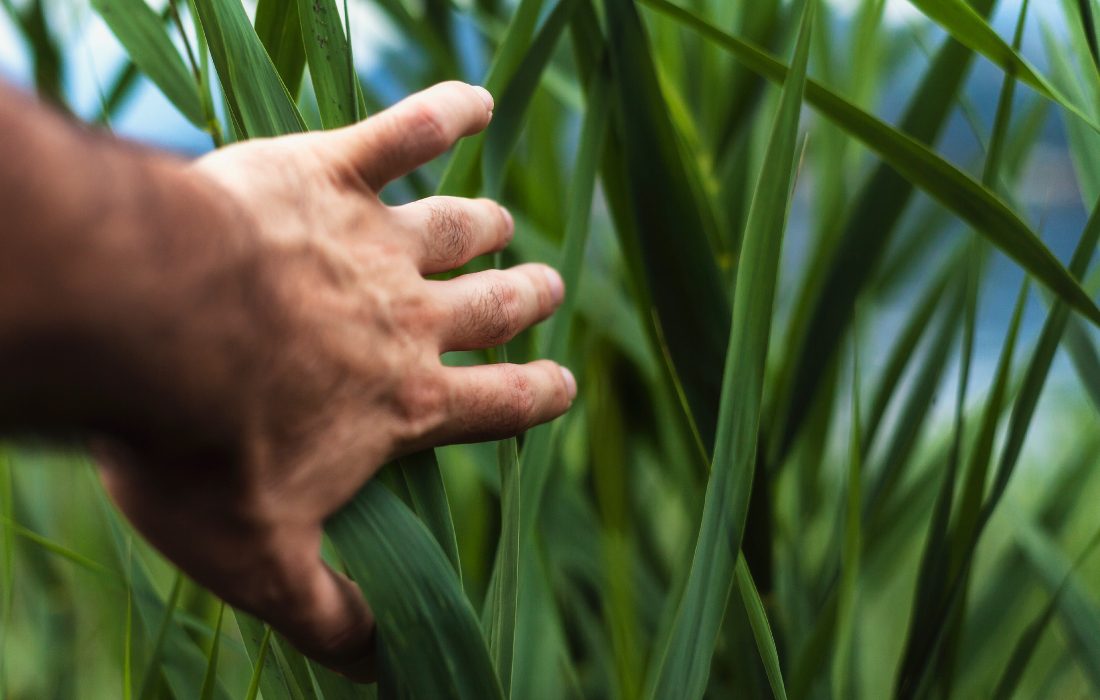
(833, 317, 862, 700)
(135, 570, 185, 700)
(519, 57, 611, 538)
(399, 449, 461, 577)
(326, 480, 504, 700)
(904, 0, 1100, 136)
(436, 0, 547, 197)
(482, 0, 580, 198)
(189, 0, 224, 147)
(648, 3, 814, 699)
(989, 523, 1100, 700)
(254, 0, 307, 100)
(198, 602, 225, 700)
(245, 626, 273, 700)
(89, 0, 206, 127)
(736, 553, 787, 700)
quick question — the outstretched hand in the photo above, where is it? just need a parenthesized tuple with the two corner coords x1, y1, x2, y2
(92, 82, 576, 680)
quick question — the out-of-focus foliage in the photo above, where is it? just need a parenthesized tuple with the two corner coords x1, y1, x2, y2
(2, 0, 1100, 698)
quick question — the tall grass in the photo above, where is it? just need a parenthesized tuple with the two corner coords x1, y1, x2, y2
(3, 0, 1100, 698)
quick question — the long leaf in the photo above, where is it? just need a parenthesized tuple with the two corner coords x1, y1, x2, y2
(254, 0, 306, 99)
(296, 0, 360, 128)
(482, 0, 579, 198)
(326, 481, 504, 700)
(192, 0, 305, 138)
(905, 0, 1100, 135)
(91, 0, 205, 127)
(648, 3, 813, 698)
(198, 602, 225, 700)
(636, 0, 1100, 332)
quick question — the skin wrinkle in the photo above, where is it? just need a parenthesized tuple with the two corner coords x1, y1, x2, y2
(0, 80, 572, 682)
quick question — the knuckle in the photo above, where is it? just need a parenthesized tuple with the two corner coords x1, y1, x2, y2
(404, 101, 450, 153)
(500, 366, 537, 430)
(394, 371, 448, 434)
(427, 199, 474, 266)
(474, 275, 521, 345)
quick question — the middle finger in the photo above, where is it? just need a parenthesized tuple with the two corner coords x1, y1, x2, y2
(429, 264, 564, 352)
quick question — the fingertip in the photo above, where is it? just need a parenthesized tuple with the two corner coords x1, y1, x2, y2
(542, 266, 565, 306)
(501, 206, 515, 243)
(471, 85, 494, 115)
(560, 365, 577, 402)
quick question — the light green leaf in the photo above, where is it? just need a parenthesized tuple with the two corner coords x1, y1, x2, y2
(636, 0, 1100, 329)
(90, 0, 205, 127)
(648, 2, 813, 698)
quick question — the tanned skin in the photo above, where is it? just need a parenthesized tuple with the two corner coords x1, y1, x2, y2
(0, 80, 576, 681)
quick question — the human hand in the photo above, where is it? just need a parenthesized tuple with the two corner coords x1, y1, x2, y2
(93, 82, 576, 681)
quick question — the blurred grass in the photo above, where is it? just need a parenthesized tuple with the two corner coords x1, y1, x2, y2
(4, 0, 1100, 699)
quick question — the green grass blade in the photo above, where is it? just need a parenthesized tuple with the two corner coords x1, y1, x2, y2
(1045, 26, 1100, 205)
(436, 0, 546, 196)
(198, 602, 225, 700)
(255, 0, 306, 100)
(398, 450, 461, 577)
(952, 279, 1029, 577)
(833, 326, 862, 700)
(482, 0, 578, 198)
(326, 481, 504, 700)
(484, 437, 519, 697)
(272, 632, 320, 700)
(1061, 314, 1100, 412)
(296, 0, 358, 128)
(518, 59, 611, 538)
(862, 251, 962, 454)
(605, 0, 731, 450)
(245, 626, 273, 700)
(736, 553, 787, 700)
(638, 0, 1100, 332)
(135, 570, 184, 700)
(192, 0, 305, 138)
(237, 612, 295, 700)
(90, 0, 205, 127)
(648, 3, 813, 698)
(1017, 522, 1100, 693)
(865, 281, 965, 522)
(905, 0, 1100, 135)
(1, 517, 119, 581)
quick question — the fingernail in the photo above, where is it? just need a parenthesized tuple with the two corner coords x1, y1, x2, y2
(543, 266, 565, 306)
(501, 206, 515, 242)
(560, 366, 577, 401)
(471, 85, 494, 113)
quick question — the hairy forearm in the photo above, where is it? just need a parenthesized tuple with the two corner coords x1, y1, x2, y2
(0, 84, 263, 453)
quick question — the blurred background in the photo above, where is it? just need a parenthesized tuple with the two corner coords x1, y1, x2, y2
(2, 0, 1100, 699)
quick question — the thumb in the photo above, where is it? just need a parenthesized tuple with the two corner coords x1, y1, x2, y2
(243, 533, 377, 682)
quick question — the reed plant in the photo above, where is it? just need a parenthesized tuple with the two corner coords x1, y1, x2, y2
(4, 0, 1100, 698)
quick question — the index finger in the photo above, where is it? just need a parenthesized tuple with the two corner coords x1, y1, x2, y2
(323, 82, 493, 192)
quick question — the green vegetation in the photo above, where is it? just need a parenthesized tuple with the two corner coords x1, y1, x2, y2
(4, 0, 1100, 698)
